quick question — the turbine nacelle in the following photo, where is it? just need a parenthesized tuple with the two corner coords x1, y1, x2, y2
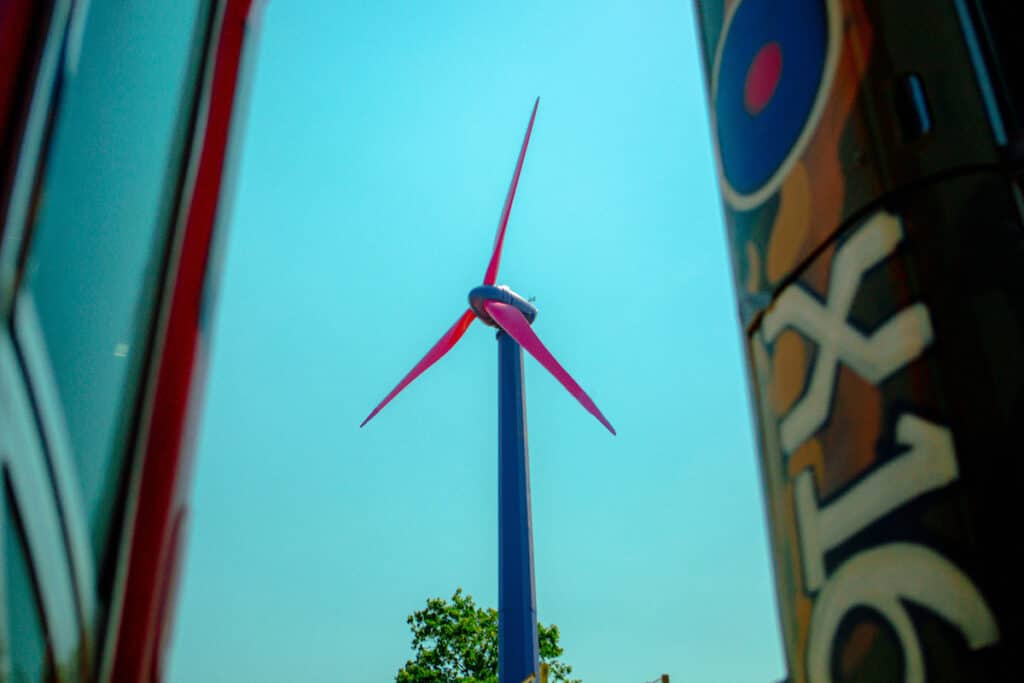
(469, 285, 537, 328)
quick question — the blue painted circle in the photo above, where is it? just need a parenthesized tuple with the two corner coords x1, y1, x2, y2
(714, 0, 831, 199)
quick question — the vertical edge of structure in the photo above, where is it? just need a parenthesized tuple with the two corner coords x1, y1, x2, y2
(497, 331, 540, 683)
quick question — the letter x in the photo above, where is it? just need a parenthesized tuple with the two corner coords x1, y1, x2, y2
(761, 211, 934, 454)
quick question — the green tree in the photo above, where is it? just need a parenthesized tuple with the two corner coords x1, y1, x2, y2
(396, 588, 581, 683)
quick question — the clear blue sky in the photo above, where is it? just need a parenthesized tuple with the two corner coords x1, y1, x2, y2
(167, 2, 786, 681)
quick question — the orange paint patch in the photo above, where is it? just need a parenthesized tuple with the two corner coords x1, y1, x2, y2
(818, 365, 883, 498)
(800, 2, 874, 258)
(840, 621, 881, 679)
(766, 162, 812, 283)
(801, 241, 836, 300)
(771, 330, 810, 415)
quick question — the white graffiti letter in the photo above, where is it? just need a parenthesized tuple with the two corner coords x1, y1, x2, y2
(807, 543, 999, 683)
(794, 414, 958, 591)
(762, 211, 934, 454)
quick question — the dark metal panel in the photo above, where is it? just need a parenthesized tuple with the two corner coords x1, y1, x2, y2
(747, 172, 1023, 680)
(697, 0, 1003, 325)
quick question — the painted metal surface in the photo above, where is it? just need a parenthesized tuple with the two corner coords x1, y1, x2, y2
(0, 0, 264, 677)
(698, 0, 1001, 322)
(497, 331, 540, 683)
(0, 1, 256, 679)
(695, 0, 1024, 679)
(109, 1, 262, 680)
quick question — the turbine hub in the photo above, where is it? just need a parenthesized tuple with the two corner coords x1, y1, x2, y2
(468, 285, 537, 327)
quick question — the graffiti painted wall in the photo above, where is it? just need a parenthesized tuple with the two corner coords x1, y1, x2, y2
(695, 0, 1024, 680)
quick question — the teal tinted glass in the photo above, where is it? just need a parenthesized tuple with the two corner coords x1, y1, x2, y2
(21, 1, 208, 563)
(3, 484, 53, 681)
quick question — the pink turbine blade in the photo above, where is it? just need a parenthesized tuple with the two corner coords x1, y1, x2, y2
(360, 309, 477, 427)
(483, 97, 540, 286)
(484, 300, 615, 435)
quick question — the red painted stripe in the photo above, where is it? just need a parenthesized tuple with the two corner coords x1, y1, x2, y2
(110, 1, 255, 680)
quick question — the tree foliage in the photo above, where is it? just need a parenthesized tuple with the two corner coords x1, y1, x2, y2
(396, 588, 581, 683)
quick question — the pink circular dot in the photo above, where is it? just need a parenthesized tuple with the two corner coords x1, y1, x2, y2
(744, 42, 783, 116)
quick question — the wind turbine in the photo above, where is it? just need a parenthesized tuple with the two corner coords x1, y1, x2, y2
(361, 97, 614, 683)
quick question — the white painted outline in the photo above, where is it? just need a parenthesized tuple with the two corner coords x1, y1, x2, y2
(710, 0, 843, 211)
(807, 543, 999, 683)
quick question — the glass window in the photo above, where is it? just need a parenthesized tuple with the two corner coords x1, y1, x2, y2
(19, 0, 208, 566)
(3, 482, 54, 681)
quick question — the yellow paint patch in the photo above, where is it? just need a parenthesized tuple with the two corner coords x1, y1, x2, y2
(782, 474, 815, 683)
(766, 161, 812, 284)
(771, 330, 808, 415)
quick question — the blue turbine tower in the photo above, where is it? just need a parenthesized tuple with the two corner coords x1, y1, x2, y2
(361, 98, 615, 683)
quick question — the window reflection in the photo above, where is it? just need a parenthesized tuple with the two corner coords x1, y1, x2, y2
(3, 480, 54, 681)
(20, 0, 208, 568)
